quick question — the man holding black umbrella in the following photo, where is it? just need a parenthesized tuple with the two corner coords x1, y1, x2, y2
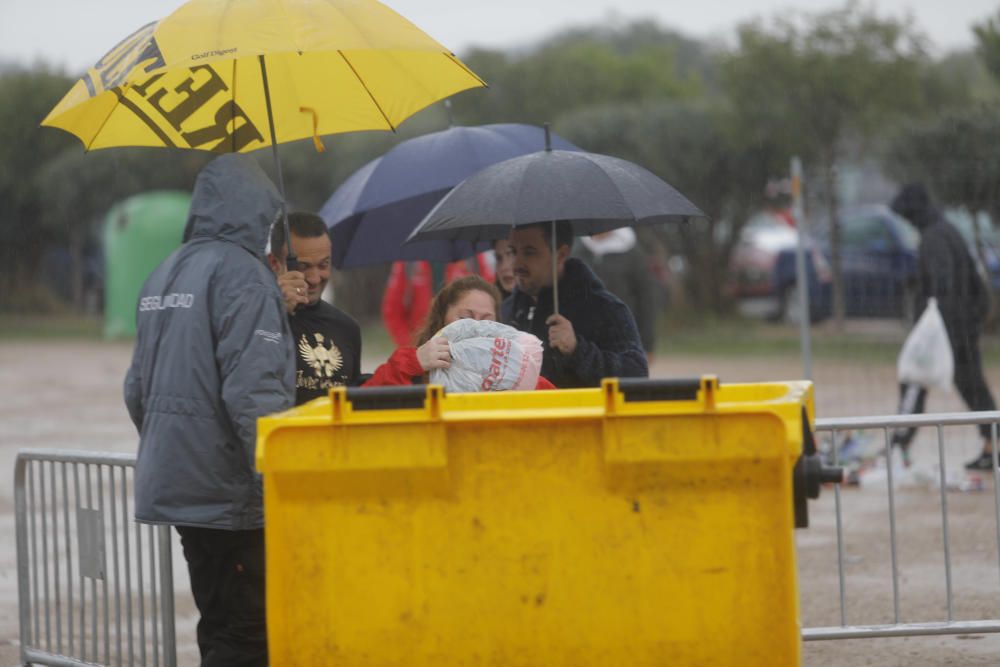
(503, 221, 648, 388)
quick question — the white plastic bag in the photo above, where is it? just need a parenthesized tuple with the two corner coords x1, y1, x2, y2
(897, 298, 953, 392)
(428, 319, 543, 393)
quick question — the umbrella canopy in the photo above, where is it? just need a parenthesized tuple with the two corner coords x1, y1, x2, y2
(408, 148, 707, 244)
(41, 0, 485, 267)
(42, 0, 485, 153)
(407, 143, 707, 314)
(321, 123, 581, 268)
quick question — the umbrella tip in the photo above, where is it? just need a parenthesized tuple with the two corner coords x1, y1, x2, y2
(544, 122, 552, 151)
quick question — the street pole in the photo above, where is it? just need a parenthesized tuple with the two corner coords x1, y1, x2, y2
(792, 156, 813, 380)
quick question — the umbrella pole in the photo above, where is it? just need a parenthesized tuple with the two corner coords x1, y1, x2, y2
(545, 125, 559, 315)
(551, 219, 559, 316)
(258, 55, 298, 270)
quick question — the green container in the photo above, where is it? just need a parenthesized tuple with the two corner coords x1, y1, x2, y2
(103, 191, 190, 338)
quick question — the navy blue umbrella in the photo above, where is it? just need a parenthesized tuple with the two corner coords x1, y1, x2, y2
(320, 123, 580, 268)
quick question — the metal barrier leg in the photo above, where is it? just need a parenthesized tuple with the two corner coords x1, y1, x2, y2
(883, 429, 901, 624)
(158, 525, 177, 667)
(935, 424, 954, 621)
(15, 456, 32, 666)
(991, 423, 1000, 585)
(832, 428, 848, 627)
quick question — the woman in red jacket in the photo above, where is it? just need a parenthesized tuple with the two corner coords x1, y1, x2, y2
(380, 255, 495, 347)
(367, 275, 553, 389)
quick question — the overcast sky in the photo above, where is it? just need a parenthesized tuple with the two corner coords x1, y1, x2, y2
(1, 0, 996, 73)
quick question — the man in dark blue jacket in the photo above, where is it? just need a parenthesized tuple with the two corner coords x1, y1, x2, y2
(124, 154, 295, 665)
(502, 221, 648, 388)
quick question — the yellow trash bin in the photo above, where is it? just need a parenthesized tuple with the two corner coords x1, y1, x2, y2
(257, 376, 815, 666)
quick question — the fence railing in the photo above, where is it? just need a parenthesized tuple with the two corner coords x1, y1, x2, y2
(14, 449, 176, 667)
(804, 411, 1000, 640)
(16, 412, 1000, 658)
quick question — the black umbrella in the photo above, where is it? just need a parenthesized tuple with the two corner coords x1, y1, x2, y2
(406, 127, 707, 313)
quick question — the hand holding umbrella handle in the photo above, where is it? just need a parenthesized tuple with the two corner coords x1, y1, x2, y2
(277, 270, 308, 314)
(545, 314, 577, 356)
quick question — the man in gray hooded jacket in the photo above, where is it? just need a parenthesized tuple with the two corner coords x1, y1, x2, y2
(124, 154, 295, 666)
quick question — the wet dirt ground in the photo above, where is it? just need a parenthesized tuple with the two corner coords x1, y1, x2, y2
(1, 339, 999, 665)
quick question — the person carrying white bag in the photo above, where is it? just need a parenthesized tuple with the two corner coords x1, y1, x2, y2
(891, 298, 954, 466)
(890, 183, 997, 470)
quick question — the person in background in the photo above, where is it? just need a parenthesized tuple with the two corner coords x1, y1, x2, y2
(493, 239, 516, 301)
(502, 221, 648, 388)
(124, 154, 294, 667)
(575, 227, 657, 359)
(889, 182, 997, 470)
(381, 255, 494, 346)
(366, 274, 553, 389)
(268, 212, 362, 404)
(764, 178, 796, 227)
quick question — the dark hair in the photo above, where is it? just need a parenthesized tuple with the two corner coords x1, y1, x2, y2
(516, 220, 574, 250)
(414, 275, 501, 346)
(890, 182, 937, 230)
(270, 211, 328, 256)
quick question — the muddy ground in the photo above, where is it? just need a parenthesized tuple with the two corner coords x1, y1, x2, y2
(1, 339, 999, 665)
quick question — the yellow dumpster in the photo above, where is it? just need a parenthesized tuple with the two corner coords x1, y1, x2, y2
(257, 376, 816, 666)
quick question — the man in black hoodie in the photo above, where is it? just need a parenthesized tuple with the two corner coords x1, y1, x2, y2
(501, 221, 648, 388)
(268, 212, 362, 404)
(890, 183, 997, 470)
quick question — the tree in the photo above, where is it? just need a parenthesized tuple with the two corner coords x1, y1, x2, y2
(885, 106, 1000, 222)
(973, 10, 1000, 85)
(38, 147, 208, 309)
(0, 66, 77, 305)
(451, 21, 709, 127)
(720, 1, 927, 327)
(921, 50, 997, 108)
(557, 99, 787, 311)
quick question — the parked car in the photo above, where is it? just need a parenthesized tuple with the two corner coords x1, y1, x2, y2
(735, 204, 1000, 325)
(728, 211, 833, 324)
(815, 205, 920, 321)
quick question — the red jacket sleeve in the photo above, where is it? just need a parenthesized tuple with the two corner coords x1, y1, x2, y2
(477, 252, 495, 284)
(535, 376, 556, 390)
(364, 347, 425, 387)
(382, 262, 413, 347)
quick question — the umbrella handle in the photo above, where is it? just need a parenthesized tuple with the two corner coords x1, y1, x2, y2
(551, 220, 559, 316)
(258, 55, 297, 270)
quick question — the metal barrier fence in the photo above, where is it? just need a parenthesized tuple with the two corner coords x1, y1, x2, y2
(804, 410, 1000, 640)
(14, 449, 176, 667)
(16, 413, 1000, 658)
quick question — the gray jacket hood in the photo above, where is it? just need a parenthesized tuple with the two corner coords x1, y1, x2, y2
(125, 153, 295, 530)
(183, 154, 283, 259)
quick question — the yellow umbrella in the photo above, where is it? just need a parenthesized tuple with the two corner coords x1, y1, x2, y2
(42, 0, 486, 263)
